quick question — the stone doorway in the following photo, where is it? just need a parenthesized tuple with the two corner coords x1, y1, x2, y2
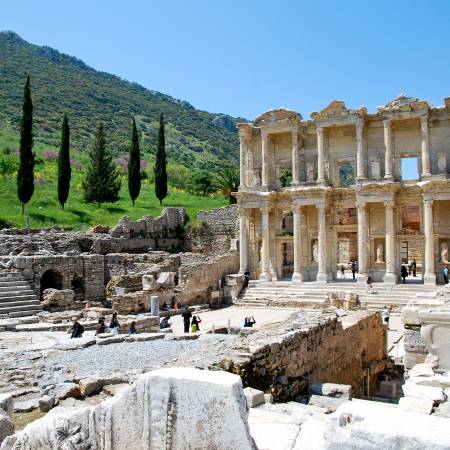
(40, 270, 63, 300)
(335, 232, 358, 281)
(399, 240, 423, 284)
(71, 276, 85, 302)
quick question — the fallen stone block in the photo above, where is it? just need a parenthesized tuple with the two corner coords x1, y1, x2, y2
(103, 384, 129, 396)
(243, 387, 265, 408)
(399, 397, 434, 414)
(38, 395, 55, 413)
(403, 381, 445, 402)
(96, 335, 127, 346)
(13, 398, 39, 413)
(0, 410, 14, 445)
(308, 395, 346, 413)
(53, 336, 97, 351)
(8, 368, 256, 450)
(79, 374, 128, 396)
(47, 383, 81, 403)
(434, 402, 450, 418)
(165, 333, 199, 340)
(408, 363, 435, 378)
(125, 333, 165, 342)
(0, 394, 13, 418)
(308, 383, 352, 400)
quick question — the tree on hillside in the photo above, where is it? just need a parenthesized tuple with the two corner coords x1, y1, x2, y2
(154, 113, 167, 205)
(128, 118, 141, 206)
(58, 113, 71, 209)
(216, 166, 239, 204)
(83, 123, 121, 207)
(186, 170, 216, 197)
(17, 75, 35, 214)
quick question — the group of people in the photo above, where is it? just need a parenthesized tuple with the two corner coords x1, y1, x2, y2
(70, 313, 138, 339)
(181, 306, 202, 333)
(161, 299, 182, 312)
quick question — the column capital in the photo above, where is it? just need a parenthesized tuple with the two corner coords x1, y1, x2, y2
(316, 126, 324, 136)
(238, 207, 249, 217)
(355, 200, 366, 209)
(260, 205, 271, 214)
(291, 125, 299, 135)
(420, 114, 429, 125)
(383, 118, 391, 128)
(316, 203, 326, 211)
(293, 204, 302, 214)
(384, 200, 394, 209)
(423, 198, 433, 207)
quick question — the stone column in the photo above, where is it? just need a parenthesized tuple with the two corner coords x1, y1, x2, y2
(261, 130, 269, 189)
(292, 205, 303, 282)
(259, 206, 271, 281)
(239, 136, 246, 188)
(316, 126, 325, 184)
(420, 115, 431, 178)
(383, 201, 396, 284)
(291, 127, 300, 185)
(383, 119, 393, 180)
(356, 201, 368, 283)
(239, 208, 248, 274)
(316, 203, 327, 283)
(356, 120, 365, 179)
(423, 198, 436, 285)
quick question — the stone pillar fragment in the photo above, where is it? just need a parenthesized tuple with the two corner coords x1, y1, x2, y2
(292, 205, 303, 282)
(151, 295, 160, 317)
(356, 201, 368, 283)
(259, 206, 271, 281)
(291, 127, 300, 185)
(383, 119, 393, 180)
(316, 126, 325, 184)
(239, 208, 248, 274)
(316, 204, 327, 283)
(423, 198, 436, 285)
(420, 115, 431, 177)
(261, 131, 269, 189)
(383, 201, 396, 284)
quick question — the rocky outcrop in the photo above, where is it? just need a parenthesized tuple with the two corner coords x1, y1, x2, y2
(41, 288, 76, 311)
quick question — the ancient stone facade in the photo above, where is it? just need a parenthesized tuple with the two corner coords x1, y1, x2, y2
(236, 95, 450, 285)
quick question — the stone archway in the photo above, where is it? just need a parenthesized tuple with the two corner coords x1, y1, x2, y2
(40, 270, 63, 300)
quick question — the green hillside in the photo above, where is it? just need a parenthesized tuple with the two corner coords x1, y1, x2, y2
(0, 31, 245, 171)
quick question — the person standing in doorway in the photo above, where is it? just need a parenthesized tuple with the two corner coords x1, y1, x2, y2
(412, 259, 417, 277)
(181, 306, 192, 333)
(401, 265, 408, 284)
(443, 266, 449, 284)
(351, 261, 357, 280)
(340, 265, 345, 279)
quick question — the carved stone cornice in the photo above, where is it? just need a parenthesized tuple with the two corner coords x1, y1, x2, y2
(310, 100, 367, 126)
(377, 93, 431, 114)
(254, 108, 303, 129)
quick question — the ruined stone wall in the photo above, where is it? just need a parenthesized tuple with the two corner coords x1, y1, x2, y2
(197, 205, 239, 234)
(220, 311, 386, 401)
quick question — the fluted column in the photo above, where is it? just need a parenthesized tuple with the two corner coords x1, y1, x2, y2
(259, 206, 271, 281)
(291, 127, 300, 185)
(356, 201, 368, 283)
(316, 203, 327, 283)
(261, 131, 269, 189)
(420, 115, 431, 178)
(423, 198, 436, 285)
(316, 126, 325, 184)
(383, 201, 396, 284)
(356, 120, 365, 179)
(239, 208, 248, 274)
(384, 119, 393, 180)
(292, 205, 303, 282)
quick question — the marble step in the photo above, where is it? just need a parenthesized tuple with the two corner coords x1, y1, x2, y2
(0, 289, 35, 297)
(0, 283, 32, 290)
(0, 294, 38, 303)
(0, 303, 42, 315)
(0, 299, 41, 309)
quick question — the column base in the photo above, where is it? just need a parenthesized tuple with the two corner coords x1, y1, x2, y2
(292, 272, 303, 283)
(384, 175, 393, 181)
(424, 273, 436, 286)
(259, 271, 271, 282)
(316, 272, 328, 284)
(383, 272, 397, 285)
(356, 273, 368, 284)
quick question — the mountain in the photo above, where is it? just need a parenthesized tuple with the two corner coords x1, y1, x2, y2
(0, 31, 246, 171)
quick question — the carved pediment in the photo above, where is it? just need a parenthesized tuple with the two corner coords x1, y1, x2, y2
(377, 93, 430, 113)
(310, 100, 366, 122)
(254, 108, 302, 127)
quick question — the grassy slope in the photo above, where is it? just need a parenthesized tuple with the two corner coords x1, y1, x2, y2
(0, 127, 226, 229)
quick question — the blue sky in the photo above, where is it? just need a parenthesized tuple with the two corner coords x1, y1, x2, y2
(2, 0, 450, 122)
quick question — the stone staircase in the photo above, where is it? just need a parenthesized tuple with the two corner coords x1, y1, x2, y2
(235, 280, 437, 310)
(0, 271, 42, 317)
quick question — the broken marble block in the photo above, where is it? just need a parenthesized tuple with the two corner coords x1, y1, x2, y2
(0, 394, 13, 418)
(0, 411, 14, 446)
(308, 383, 352, 400)
(244, 387, 265, 408)
(5, 368, 256, 450)
(398, 397, 434, 415)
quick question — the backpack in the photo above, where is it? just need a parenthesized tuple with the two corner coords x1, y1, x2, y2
(191, 323, 198, 333)
(79, 324, 85, 334)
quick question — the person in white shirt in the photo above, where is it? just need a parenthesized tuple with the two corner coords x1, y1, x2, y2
(382, 307, 390, 330)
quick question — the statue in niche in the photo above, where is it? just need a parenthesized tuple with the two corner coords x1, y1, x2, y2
(437, 153, 447, 174)
(312, 240, 319, 262)
(306, 162, 315, 182)
(376, 243, 384, 263)
(441, 242, 449, 263)
(370, 159, 381, 178)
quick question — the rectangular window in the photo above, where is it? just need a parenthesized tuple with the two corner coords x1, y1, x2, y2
(400, 157, 419, 180)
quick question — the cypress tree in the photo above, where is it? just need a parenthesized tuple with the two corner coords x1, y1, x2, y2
(82, 123, 121, 207)
(128, 117, 141, 206)
(154, 113, 167, 205)
(17, 75, 35, 214)
(58, 113, 71, 210)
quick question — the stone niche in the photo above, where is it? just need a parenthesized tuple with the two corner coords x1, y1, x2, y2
(374, 238, 385, 264)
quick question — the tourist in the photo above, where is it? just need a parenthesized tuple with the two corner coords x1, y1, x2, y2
(191, 315, 202, 332)
(366, 276, 373, 294)
(244, 316, 256, 327)
(109, 312, 121, 334)
(382, 306, 390, 330)
(401, 265, 408, 284)
(443, 266, 449, 284)
(351, 261, 357, 280)
(70, 317, 84, 339)
(181, 306, 192, 333)
(128, 321, 137, 334)
(161, 301, 169, 311)
(171, 298, 176, 309)
(244, 270, 250, 288)
(412, 259, 417, 277)
(340, 265, 345, 279)
(160, 317, 171, 329)
(408, 258, 412, 276)
(95, 317, 106, 335)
